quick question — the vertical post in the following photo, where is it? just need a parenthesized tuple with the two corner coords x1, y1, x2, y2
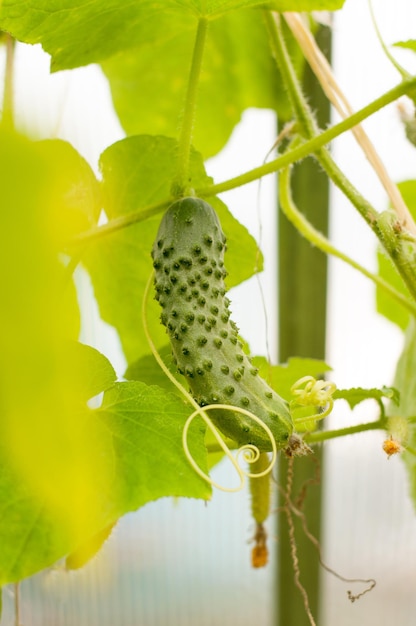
(275, 25, 331, 626)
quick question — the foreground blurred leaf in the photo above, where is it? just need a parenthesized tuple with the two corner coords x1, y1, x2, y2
(393, 40, 416, 53)
(82, 134, 261, 364)
(0, 379, 210, 583)
(36, 139, 102, 240)
(0, 0, 345, 71)
(0, 131, 209, 583)
(65, 522, 116, 570)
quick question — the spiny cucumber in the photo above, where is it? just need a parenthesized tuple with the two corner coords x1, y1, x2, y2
(151, 197, 293, 451)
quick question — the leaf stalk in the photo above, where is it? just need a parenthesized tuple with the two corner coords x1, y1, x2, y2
(173, 17, 209, 198)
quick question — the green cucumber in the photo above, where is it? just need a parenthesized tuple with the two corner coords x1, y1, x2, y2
(151, 196, 293, 451)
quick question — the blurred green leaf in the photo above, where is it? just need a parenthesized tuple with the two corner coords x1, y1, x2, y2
(0, 132, 116, 583)
(82, 134, 261, 364)
(0, 380, 210, 584)
(36, 139, 102, 240)
(65, 522, 117, 570)
(393, 39, 416, 53)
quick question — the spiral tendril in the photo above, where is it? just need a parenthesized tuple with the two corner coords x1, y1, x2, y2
(183, 403, 277, 492)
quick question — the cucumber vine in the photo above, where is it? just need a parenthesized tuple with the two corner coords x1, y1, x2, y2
(1, 2, 416, 626)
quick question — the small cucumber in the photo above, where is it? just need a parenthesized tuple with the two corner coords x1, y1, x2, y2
(151, 197, 293, 451)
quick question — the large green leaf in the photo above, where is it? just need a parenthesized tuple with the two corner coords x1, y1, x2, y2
(0, 0, 345, 71)
(0, 380, 210, 584)
(102, 9, 298, 157)
(82, 134, 261, 364)
(390, 319, 416, 511)
(376, 180, 416, 330)
(97, 382, 210, 508)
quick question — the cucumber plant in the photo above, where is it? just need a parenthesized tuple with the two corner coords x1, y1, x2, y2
(1, 2, 416, 626)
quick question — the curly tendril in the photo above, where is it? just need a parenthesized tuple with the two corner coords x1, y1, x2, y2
(291, 376, 336, 425)
(142, 273, 277, 492)
(182, 403, 277, 493)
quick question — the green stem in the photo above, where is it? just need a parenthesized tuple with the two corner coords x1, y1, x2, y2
(279, 166, 416, 317)
(304, 419, 386, 443)
(195, 76, 416, 198)
(264, 12, 316, 138)
(268, 12, 379, 226)
(66, 75, 416, 250)
(65, 198, 170, 249)
(368, 0, 410, 80)
(173, 18, 209, 198)
(2, 34, 15, 129)
(267, 11, 416, 304)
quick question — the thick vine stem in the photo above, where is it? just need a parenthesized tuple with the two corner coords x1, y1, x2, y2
(267, 11, 416, 305)
(304, 419, 386, 444)
(66, 75, 416, 250)
(195, 76, 416, 197)
(279, 166, 416, 317)
(172, 17, 209, 198)
(265, 11, 378, 227)
(283, 11, 416, 237)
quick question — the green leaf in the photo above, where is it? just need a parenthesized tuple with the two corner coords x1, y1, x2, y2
(125, 345, 182, 393)
(102, 9, 298, 157)
(0, 127, 117, 585)
(65, 522, 116, 570)
(36, 139, 102, 240)
(0, 381, 209, 584)
(82, 135, 261, 364)
(251, 356, 332, 402)
(389, 319, 416, 511)
(62, 342, 117, 402)
(376, 180, 416, 330)
(333, 386, 399, 410)
(98, 382, 210, 507)
(393, 40, 416, 53)
(0, 0, 345, 71)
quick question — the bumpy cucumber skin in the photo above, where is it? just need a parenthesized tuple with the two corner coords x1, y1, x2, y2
(152, 197, 293, 451)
